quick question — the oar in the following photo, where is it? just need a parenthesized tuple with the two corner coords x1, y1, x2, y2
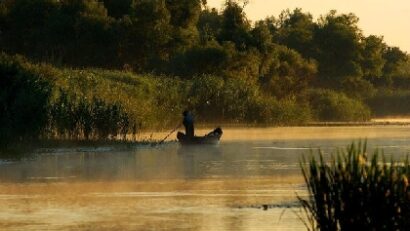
(154, 124, 182, 146)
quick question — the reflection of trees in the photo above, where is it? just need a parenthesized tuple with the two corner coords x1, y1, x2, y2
(78, 152, 138, 180)
(177, 145, 222, 179)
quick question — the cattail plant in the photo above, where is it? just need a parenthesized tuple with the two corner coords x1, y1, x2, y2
(299, 141, 410, 230)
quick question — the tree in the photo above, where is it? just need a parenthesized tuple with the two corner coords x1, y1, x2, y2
(0, 2, 8, 48)
(277, 8, 315, 58)
(197, 7, 222, 44)
(0, 0, 118, 67)
(251, 20, 273, 54)
(380, 47, 409, 88)
(4, 0, 59, 56)
(168, 44, 228, 77)
(102, 0, 133, 18)
(383, 46, 408, 77)
(0, 53, 53, 144)
(118, 0, 172, 71)
(250, 20, 276, 78)
(259, 45, 317, 99)
(58, 0, 117, 67)
(361, 35, 386, 79)
(218, 0, 251, 50)
(165, 0, 202, 53)
(314, 10, 364, 85)
(220, 44, 261, 82)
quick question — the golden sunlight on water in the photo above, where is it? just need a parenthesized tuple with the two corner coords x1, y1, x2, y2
(0, 179, 306, 230)
(372, 117, 410, 123)
(143, 125, 410, 141)
(2, 126, 410, 230)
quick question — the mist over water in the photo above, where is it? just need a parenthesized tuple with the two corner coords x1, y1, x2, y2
(1, 126, 410, 230)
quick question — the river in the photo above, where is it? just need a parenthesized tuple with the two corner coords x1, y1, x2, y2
(1, 126, 410, 230)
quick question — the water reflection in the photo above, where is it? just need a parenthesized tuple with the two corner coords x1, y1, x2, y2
(2, 127, 410, 230)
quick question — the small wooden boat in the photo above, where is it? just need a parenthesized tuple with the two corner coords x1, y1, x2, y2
(177, 127, 223, 145)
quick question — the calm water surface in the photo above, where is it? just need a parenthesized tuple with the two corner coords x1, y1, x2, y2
(2, 126, 410, 230)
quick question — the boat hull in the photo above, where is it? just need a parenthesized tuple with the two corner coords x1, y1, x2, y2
(177, 127, 223, 145)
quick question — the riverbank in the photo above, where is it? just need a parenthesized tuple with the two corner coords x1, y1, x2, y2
(1, 53, 373, 148)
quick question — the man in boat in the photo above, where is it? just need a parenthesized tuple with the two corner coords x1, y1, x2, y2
(182, 110, 195, 139)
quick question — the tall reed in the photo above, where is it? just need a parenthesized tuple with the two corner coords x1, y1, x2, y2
(300, 141, 410, 230)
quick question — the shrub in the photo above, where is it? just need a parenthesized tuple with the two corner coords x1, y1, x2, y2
(187, 75, 313, 125)
(0, 53, 52, 145)
(187, 75, 225, 121)
(167, 45, 228, 77)
(367, 89, 410, 116)
(0, 53, 183, 144)
(259, 45, 317, 99)
(247, 97, 312, 125)
(308, 89, 371, 122)
(219, 77, 261, 122)
(340, 76, 375, 99)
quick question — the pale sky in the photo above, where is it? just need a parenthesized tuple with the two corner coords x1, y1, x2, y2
(207, 0, 410, 53)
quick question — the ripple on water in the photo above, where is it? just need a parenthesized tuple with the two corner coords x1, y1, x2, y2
(5, 128, 410, 230)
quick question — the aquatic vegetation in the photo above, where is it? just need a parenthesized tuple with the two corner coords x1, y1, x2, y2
(1, 53, 316, 145)
(300, 141, 410, 230)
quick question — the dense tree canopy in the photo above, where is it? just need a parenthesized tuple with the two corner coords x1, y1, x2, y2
(314, 11, 364, 84)
(0, 0, 409, 129)
(0, 1, 407, 84)
(276, 8, 315, 58)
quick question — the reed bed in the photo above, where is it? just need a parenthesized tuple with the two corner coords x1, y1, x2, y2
(300, 141, 410, 230)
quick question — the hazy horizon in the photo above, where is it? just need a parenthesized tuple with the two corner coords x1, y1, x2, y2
(207, 0, 410, 53)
